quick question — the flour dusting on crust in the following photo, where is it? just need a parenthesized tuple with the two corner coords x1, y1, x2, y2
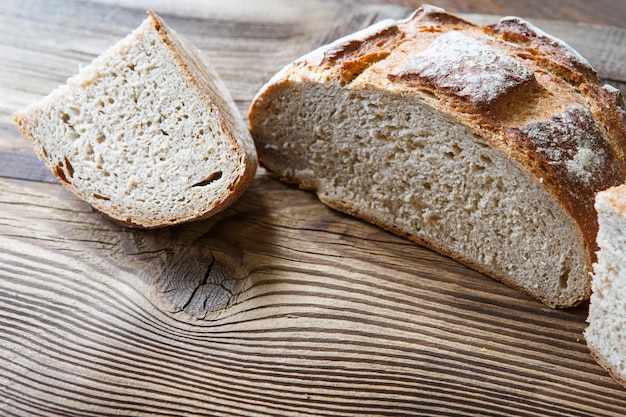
(389, 31, 535, 108)
(521, 105, 613, 185)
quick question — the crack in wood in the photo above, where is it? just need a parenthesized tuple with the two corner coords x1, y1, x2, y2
(161, 251, 237, 316)
(181, 255, 217, 311)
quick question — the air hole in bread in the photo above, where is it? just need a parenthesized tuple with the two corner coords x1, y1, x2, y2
(375, 131, 389, 141)
(55, 163, 69, 184)
(64, 157, 74, 179)
(419, 89, 437, 100)
(93, 193, 110, 201)
(193, 171, 223, 187)
(423, 210, 441, 224)
(560, 265, 571, 289)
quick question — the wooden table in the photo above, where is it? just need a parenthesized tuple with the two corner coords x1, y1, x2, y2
(2, 1, 626, 415)
(341, 0, 626, 27)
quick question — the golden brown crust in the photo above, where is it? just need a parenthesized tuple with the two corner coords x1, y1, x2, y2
(486, 17, 601, 85)
(408, 4, 475, 28)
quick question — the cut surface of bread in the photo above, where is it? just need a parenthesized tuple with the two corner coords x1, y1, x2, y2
(14, 10, 257, 228)
(586, 184, 626, 388)
(248, 6, 626, 307)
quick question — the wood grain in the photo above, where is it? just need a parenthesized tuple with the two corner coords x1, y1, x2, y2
(2, 0, 626, 416)
(4, 172, 626, 416)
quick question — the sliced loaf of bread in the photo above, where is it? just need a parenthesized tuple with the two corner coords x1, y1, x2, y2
(14, 10, 257, 228)
(248, 6, 626, 307)
(586, 184, 626, 387)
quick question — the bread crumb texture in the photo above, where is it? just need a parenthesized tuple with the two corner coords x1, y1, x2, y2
(14, 11, 256, 228)
(586, 185, 626, 388)
(249, 6, 626, 307)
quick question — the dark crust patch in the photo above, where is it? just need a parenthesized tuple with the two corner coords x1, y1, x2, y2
(486, 17, 600, 85)
(582, 83, 626, 174)
(517, 105, 619, 188)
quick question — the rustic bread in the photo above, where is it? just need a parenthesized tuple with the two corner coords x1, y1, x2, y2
(586, 184, 626, 387)
(14, 10, 257, 228)
(248, 5, 626, 307)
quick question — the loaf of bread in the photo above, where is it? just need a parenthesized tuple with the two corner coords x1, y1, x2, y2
(586, 184, 626, 387)
(248, 5, 626, 307)
(14, 10, 257, 228)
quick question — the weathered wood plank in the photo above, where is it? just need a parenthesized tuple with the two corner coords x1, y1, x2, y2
(344, 0, 626, 27)
(2, 0, 626, 416)
(2, 0, 625, 130)
(0, 0, 410, 125)
(3, 173, 626, 416)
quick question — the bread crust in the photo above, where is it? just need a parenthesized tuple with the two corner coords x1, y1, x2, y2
(588, 347, 626, 389)
(249, 5, 626, 307)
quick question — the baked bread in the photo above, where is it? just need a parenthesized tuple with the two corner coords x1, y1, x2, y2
(14, 10, 257, 228)
(248, 5, 626, 307)
(585, 184, 626, 387)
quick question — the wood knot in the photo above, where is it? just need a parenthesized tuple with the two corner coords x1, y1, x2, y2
(161, 252, 238, 316)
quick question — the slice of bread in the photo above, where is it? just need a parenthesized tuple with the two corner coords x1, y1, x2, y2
(248, 6, 626, 307)
(586, 184, 626, 387)
(14, 10, 257, 228)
